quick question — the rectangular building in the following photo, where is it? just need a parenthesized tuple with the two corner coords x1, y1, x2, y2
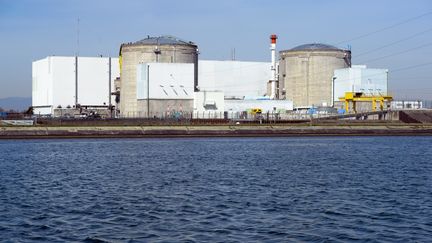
(391, 101, 423, 110)
(198, 60, 271, 98)
(333, 65, 388, 103)
(32, 56, 119, 115)
(135, 63, 194, 117)
(225, 99, 293, 113)
(32, 57, 273, 117)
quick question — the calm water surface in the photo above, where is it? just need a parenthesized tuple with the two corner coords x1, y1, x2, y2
(0, 137, 431, 242)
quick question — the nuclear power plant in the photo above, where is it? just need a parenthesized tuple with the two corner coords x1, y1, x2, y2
(32, 34, 395, 119)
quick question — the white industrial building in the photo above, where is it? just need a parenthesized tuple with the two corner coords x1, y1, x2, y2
(32, 55, 393, 118)
(134, 62, 195, 117)
(391, 101, 423, 110)
(194, 60, 277, 118)
(193, 91, 225, 118)
(193, 95, 293, 119)
(198, 60, 271, 98)
(136, 63, 194, 100)
(225, 99, 293, 120)
(32, 56, 119, 115)
(32, 56, 277, 117)
(333, 65, 388, 102)
(225, 99, 293, 113)
(32, 34, 402, 118)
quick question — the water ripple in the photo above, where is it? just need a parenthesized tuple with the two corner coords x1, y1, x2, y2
(0, 137, 431, 242)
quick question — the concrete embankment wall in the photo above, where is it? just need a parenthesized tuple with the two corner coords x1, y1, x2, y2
(399, 110, 432, 124)
(1, 125, 432, 139)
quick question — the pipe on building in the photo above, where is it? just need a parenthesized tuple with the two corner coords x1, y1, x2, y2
(194, 48, 199, 92)
(108, 57, 112, 117)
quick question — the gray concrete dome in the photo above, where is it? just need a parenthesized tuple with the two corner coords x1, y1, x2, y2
(289, 43, 341, 51)
(131, 35, 197, 46)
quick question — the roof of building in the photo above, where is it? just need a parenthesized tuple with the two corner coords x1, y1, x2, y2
(133, 35, 196, 46)
(287, 43, 343, 51)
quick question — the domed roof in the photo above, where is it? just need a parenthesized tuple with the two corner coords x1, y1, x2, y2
(289, 43, 341, 51)
(133, 35, 196, 46)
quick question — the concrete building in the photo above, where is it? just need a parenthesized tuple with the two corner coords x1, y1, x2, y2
(333, 65, 388, 102)
(198, 60, 271, 98)
(391, 101, 423, 110)
(119, 35, 198, 117)
(279, 43, 351, 108)
(193, 91, 225, 118)
(333, 65, 389, 112)
(224, 99, 293, 120)
(194, 60, 273, 118)
(225, 99, 293, 113)
(134, 62, 194, 117)
(32, 56, 274, 117)
(32, 56, 119, 115)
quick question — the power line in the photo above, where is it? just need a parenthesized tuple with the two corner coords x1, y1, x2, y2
(193, 14, 432, 79)
(391, 88, 432, 91)
(283, 38, 432, 80)
(194, 13, 432, 91)
(392, 61, 432, 72)
(200, 25, 432, 80)
(391, 77, 432, 80)
(335, 11, 432, 45)
(357, 42, 432, 63)
(355, 27, 432, 58)
(328, 62, 432, 86)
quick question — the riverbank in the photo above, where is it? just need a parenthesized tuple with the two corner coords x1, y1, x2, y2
(1, 124, 432, 139)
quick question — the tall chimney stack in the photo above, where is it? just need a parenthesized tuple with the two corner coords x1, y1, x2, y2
(270, 34, 278, 99)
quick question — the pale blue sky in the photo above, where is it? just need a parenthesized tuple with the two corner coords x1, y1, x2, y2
(0, 0, 431, 99)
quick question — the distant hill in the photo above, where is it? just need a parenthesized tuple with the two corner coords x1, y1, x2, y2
(0, 97, 32, 112)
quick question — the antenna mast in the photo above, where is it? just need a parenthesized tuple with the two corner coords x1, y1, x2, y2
(76, 18, 80, 56)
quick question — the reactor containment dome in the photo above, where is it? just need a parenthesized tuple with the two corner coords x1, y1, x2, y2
(279, 43, 351, 108)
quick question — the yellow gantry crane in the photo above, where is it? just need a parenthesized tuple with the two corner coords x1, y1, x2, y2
(339, 92, 393, 113)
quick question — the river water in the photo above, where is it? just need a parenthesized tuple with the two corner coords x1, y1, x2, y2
(0, 137, 431, 242)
